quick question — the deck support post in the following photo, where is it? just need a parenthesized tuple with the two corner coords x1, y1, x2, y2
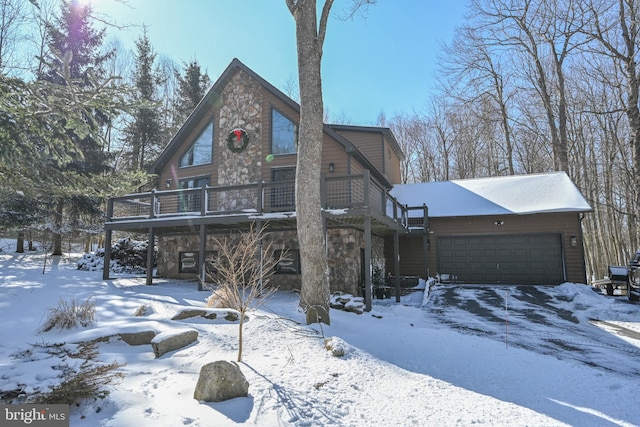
(423, 235, 429, 280)
(394, 229, 400, 302)
(146, 227, 155, 285)
(198, 224, 207, 291)
(102, 228, 112, 280)
(364, 215, 372, 311)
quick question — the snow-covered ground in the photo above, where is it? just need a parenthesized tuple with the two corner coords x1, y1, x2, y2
(1, 243, 639, 426)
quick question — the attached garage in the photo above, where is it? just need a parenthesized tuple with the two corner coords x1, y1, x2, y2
(390, 172, 593, 285)
(437, 234, 564, 284)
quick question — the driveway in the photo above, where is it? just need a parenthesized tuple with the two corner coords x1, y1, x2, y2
(423, 283, 640, 376)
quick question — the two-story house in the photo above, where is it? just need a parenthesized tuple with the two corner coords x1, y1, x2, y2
(103, 59, 591, 310)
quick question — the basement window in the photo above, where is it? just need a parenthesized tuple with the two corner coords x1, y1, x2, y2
(274, 249, 300, 274)
(178, 250, 218, 274)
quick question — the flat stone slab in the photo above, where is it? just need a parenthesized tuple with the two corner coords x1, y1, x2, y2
(151, 329, 198, 358)
(119, 330, 157, 345)
(171, 307, 241, 322)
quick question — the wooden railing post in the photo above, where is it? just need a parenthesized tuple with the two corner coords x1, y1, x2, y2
(423, 203, 429, 233)
(201, 186, 207, 216)
(392, 198, 398, 221)
(106, 197, 114, 222)
(150, 189, 157, 219)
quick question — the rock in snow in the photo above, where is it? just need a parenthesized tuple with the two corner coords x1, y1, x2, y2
(193, 360, 249, 402)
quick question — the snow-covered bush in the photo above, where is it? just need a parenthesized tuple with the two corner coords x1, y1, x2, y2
(0, 342, 124, 405)
(77, 237, 157, 274)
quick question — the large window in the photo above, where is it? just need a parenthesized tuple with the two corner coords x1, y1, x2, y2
(180, 121, 213, 167)
(179, 176, 210, 212)
(271, 108, 297, 155)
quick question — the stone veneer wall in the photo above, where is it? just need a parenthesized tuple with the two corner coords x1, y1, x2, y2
(326, 229, 385, 296)
(217, 70, 263, 211)
(156, 228, 385, 296)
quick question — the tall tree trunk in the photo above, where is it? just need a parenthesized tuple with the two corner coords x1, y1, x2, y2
(287, 0, 334, 325)
(16, 230, 24, 253)
(52, 199, 63, 256)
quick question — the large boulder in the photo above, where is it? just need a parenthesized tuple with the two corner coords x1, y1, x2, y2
(193, 361, 249, 402)
(151, 329, 198, 358)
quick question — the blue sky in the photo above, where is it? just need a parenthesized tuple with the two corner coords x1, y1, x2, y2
(93, 0, 468, 125)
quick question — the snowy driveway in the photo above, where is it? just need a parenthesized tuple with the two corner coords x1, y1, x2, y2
(423, 283, 640, 376)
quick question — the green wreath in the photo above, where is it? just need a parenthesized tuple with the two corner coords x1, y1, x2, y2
(227, 128, 250, 153)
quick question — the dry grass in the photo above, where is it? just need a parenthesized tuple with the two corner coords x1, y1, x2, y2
(40, 296, 96, 332)
(33, 342, 125, 405)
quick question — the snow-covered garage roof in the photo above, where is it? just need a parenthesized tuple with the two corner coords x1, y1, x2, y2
(390, 172, 592, 218)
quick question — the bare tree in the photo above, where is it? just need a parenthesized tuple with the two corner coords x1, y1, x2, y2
(583, 0, 640, 251)
(471, 0, 588, 172)
(206, 224, 283, 362)
(284, 0, 334, 325)
(385, 112, 425, 183)
(0, 0, 28, 75)
(440, 25, 516, 175)
(285, 0, 374, 324)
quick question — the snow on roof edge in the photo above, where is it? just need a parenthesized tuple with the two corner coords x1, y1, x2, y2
(391, 172, 592, 218)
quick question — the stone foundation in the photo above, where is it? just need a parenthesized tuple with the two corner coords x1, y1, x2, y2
(156, 227, 385, 296)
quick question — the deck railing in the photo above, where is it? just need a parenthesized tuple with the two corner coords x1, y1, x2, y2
(107, 172, 428, 232)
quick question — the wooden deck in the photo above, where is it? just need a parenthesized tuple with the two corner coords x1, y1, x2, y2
(106, 171, 428, 234)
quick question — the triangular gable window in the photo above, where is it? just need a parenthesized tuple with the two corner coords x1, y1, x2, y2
(180, 121, 213, 167)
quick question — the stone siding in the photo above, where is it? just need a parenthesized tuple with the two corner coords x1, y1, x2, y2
(156, 228, 385, 296)
(327, 229, 385, 295)
(217, 70, 263, 211)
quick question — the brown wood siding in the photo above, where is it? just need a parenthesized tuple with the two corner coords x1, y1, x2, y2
(383, 137, 402, 184)
(334, 129, 384, 173)
(349, 155, 364, 175)
(394, 212, 587, 284)
(384, 234, 428, 278)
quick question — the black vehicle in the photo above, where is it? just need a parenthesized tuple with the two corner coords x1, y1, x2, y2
(607, 250, 640, 301)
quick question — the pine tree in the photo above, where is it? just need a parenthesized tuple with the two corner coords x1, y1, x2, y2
(39, 0, 111, 84)
(37, 0, 113, 255)
(122, 28, 164, 172)
(174, 59, 210, 127)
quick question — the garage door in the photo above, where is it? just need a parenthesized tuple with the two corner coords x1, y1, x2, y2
(437, 234, 564, 285)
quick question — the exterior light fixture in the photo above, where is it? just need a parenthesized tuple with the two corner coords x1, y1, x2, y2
(328, 162, 335, 173)
(493, 220, 504, 226)
(570, 236, 578, 247)
(166, 178, 172, 188)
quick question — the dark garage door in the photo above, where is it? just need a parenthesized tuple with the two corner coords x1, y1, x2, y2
(437, 234, 564, 285)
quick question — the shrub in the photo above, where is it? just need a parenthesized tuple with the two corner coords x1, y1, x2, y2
(0, 342, 125, 405)
(40, 297, 96, 332)
(34, 343, 125, 405)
